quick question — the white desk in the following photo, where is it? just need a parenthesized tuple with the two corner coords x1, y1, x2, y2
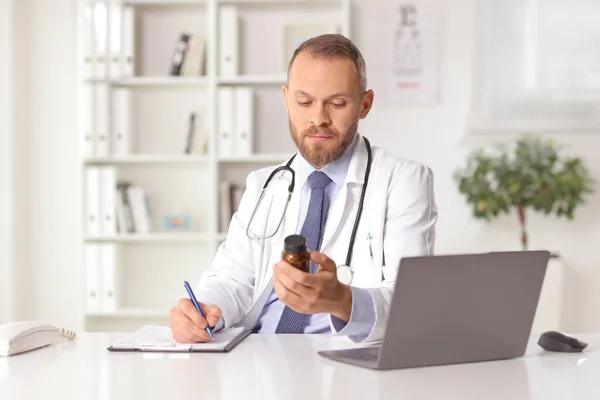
(1, 333, 599, 400)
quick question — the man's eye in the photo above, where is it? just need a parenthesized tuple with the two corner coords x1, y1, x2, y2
(332, 102, 346, 107)
(298, 101, 311, 106)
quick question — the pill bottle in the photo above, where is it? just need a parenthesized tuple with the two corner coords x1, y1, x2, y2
(282, 234, 311, 273)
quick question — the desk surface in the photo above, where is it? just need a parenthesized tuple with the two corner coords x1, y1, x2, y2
(1, 332, 599, 400)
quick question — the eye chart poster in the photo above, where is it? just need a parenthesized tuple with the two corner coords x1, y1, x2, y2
(381, 0, 442, 106)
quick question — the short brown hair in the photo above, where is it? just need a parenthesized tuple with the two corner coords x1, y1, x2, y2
(287, 33, 367, 92)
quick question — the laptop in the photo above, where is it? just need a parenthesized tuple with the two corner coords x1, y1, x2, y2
(318, 250, 550, 370)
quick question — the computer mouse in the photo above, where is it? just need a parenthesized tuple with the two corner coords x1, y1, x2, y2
(538, 331, 588, 353)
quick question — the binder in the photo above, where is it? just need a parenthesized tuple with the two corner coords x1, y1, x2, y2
(169, 33, 191, 76)
(107, 325, 251, 353)
(81, 0, 96, 78)
(100, 243, 120, 312)
(219, 5, 239, 77)
(111, 88, 132, 156)
(108, 0, 122, 79)
(93, 1, 109, 79)
(95, 85, 110, 156)
(85, 167, 101, 236)
(122, 5, 135, 77)
(99, 167, 117, 236)
(81, 86, 95, 158)
(84, 244, 102, 313)
(234, 87, 254, 156)
(218, 88, 235, 157)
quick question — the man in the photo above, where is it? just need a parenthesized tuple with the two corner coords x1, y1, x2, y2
(170, 34, 437, 343)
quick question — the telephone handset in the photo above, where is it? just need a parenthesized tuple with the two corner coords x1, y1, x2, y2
(0, 321, 77, 357)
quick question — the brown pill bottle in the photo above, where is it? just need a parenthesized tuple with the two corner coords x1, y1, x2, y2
(282, 234, 311, 273)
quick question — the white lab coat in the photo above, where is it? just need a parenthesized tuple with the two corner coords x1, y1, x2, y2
(195, 135, 437, 343)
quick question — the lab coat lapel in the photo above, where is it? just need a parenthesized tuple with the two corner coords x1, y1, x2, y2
(320, 135, 368, 252)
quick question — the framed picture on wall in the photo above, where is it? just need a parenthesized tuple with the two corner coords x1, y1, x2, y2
(281, 23, 340, 73)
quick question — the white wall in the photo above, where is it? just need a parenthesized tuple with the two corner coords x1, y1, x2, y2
(7, 0, 82, 329)
(10, 0, 600, 332)
(0, 0, 15, 324)
(357, 0, 600, 333)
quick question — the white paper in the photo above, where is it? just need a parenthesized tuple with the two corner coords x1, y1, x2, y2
(112, 326, 246, 351)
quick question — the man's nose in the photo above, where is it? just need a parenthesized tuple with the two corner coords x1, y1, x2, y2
(309, 103, 331, 127)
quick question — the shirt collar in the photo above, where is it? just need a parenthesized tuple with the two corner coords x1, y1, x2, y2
(293, 134, 359, 189)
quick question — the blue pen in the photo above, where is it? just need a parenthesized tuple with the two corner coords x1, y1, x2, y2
(184, 281, 215, 340)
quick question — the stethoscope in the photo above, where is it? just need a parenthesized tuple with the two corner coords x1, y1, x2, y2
(246, 136, 372, 285)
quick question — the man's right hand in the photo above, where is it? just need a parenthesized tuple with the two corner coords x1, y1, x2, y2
(169, 299, 222, 343)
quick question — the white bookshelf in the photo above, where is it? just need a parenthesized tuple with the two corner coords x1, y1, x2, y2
(217, 74, 287, 85)
(84, 232, 213, 243)
(77, 0, 351, 331)
(84, 154, 209, 165)
(85, 76, 210, 86)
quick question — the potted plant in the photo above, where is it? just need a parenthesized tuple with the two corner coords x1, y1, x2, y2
(453, 135, 594, 251)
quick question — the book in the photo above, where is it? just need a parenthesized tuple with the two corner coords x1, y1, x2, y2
(169, 33, 191, 76)
(107, 325, 251, 353)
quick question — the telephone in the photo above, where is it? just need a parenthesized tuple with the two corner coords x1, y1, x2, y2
(0, 321, 77, 357)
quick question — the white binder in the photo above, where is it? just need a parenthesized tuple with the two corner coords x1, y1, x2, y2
(85, 167, 101, 236)
(219, 5, 239, 77)
(92, 1, 109, 79)
(100, 244, 120, 312)
(111, 88, 132, 155)
(122, 5, 135, 77)
(108, 0, 122, 79)
(84, 244, 102, 313)
(81, 0, 96, 79)
(99, 167, 117, 236)
(218, 87, 235, 157)
(81, 86, 95, 158)
(95, 85, 110, 156)
(234, 87, 254, 156)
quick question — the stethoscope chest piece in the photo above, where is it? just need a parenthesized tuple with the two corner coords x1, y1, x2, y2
(336, 265, 353, 285)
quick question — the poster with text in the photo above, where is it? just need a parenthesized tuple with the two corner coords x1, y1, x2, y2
(384, 0, 442, 106)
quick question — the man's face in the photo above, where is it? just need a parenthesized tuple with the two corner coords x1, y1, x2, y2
(283, 51, 374, 169)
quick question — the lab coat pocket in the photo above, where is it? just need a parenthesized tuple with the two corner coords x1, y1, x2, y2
(367, 232, 384, 284)
(350, 230, 383, 287)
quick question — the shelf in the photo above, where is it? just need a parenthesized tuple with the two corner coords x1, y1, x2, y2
(218, 0, 344, 6)
(125, 0, 206, 5)
(217, 153, 290, 163)
(84, 233, 212, 243)
(85, 308, 169, 318)
(85, 76, 209, 87)
(84, 155, 209, 165)
(217, 74, 287, 86)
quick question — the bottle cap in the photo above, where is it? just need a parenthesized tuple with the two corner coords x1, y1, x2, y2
(284, 235, 307, 254)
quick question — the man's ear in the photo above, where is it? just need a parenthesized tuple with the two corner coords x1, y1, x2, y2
(359, 89, 375, 119)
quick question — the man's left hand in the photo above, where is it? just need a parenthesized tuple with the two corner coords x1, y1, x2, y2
(273, 252, 352, 322)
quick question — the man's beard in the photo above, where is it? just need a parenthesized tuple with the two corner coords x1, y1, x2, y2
(289, 118, 359, 169)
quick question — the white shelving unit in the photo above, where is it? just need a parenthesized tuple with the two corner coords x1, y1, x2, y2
(77, 0, 350, 331)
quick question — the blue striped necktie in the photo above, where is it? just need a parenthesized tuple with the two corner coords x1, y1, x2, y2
(275, 171, 333, 334)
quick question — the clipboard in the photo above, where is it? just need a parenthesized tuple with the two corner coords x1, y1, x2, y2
(106, 325, 252, 353)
